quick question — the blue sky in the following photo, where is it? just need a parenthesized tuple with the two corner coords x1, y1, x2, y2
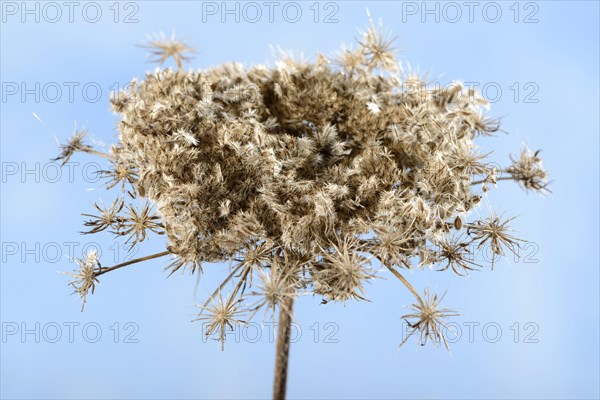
(1, 1, 599, 399)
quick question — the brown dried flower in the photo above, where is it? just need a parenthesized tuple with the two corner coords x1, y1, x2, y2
(467, 213, 525, 269)
(81, 198, 124, 235)
(313, 236, 374, 302)
(54, 129, 94, 165)
(506, 147, 550, 193)
(62, 249, 101, 311)
(401, 289, 459, 350)
(193, 291, 246, 351)
(140, 32, 195, 69)
(117, 202, 164, 249)
(57, 18, 549, 395)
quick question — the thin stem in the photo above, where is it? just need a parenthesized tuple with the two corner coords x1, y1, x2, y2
(83, 148, 113, 160)
(230, 265, 252, 300)
(201, 263, 244, 309)
(96, 250, 170, 277)
(471, 176, 513, 186)
(355, 239, 423, 304)
(273, 296, 294, 400)
(384, 264, 423, 304)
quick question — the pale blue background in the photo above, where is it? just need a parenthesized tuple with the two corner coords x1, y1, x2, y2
(1, 1, 599, 399)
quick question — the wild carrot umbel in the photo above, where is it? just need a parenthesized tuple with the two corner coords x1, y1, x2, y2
(56, 17, 548, 399)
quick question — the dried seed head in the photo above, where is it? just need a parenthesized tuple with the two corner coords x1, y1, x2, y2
(54, 129, 93, 165)
(100, 161, 138, 193)
(435, 236, 481, 276)
(312, 236, 374, 302)
(62, 249, 101, 311)
(55, 14, 548, 355)
(467, 213, 525, 269)
(400, 289, 459, 350)
(356, 12, 399, 72)
(82, 198, 125, 235)
(140, 32, 195, 69)
(250, 259, 297, 316)
(506, 147, 550, 193)
(193, 291, 246, 351)
(117, 202, 164, 250)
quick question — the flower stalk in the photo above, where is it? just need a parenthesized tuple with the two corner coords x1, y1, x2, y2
(273, 296, 294, 400)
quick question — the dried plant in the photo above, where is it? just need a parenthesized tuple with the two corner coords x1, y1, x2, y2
(139, 32, 196, 70)
(193, 290, 246, 351)
(61, 249, 101, 311)
(401, 289, 459, 351)
(55, 16, 548, 399)
(506, 148, 551, 193)
(466, 212, 525, 269)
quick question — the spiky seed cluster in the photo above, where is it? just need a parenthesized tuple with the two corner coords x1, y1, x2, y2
(401, 289, 459, 350)
(81, 198, 124, 234)
(193, 291, 245, 351)
(313, 236, 373, 302)
(100, 161, 138, 192)
(62, 249, 101, 310)
(54, 129, 94, 165)
(57, 19, 548, 350)
(118, 202, 164, 249)
(250, 259, 297, 317)
(355, 12, 399, 73)
(467, 213, 524, 269)
(435, 236, 482, 276)
(506, 148, 550, 192)
(140, 32, 196, 69)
